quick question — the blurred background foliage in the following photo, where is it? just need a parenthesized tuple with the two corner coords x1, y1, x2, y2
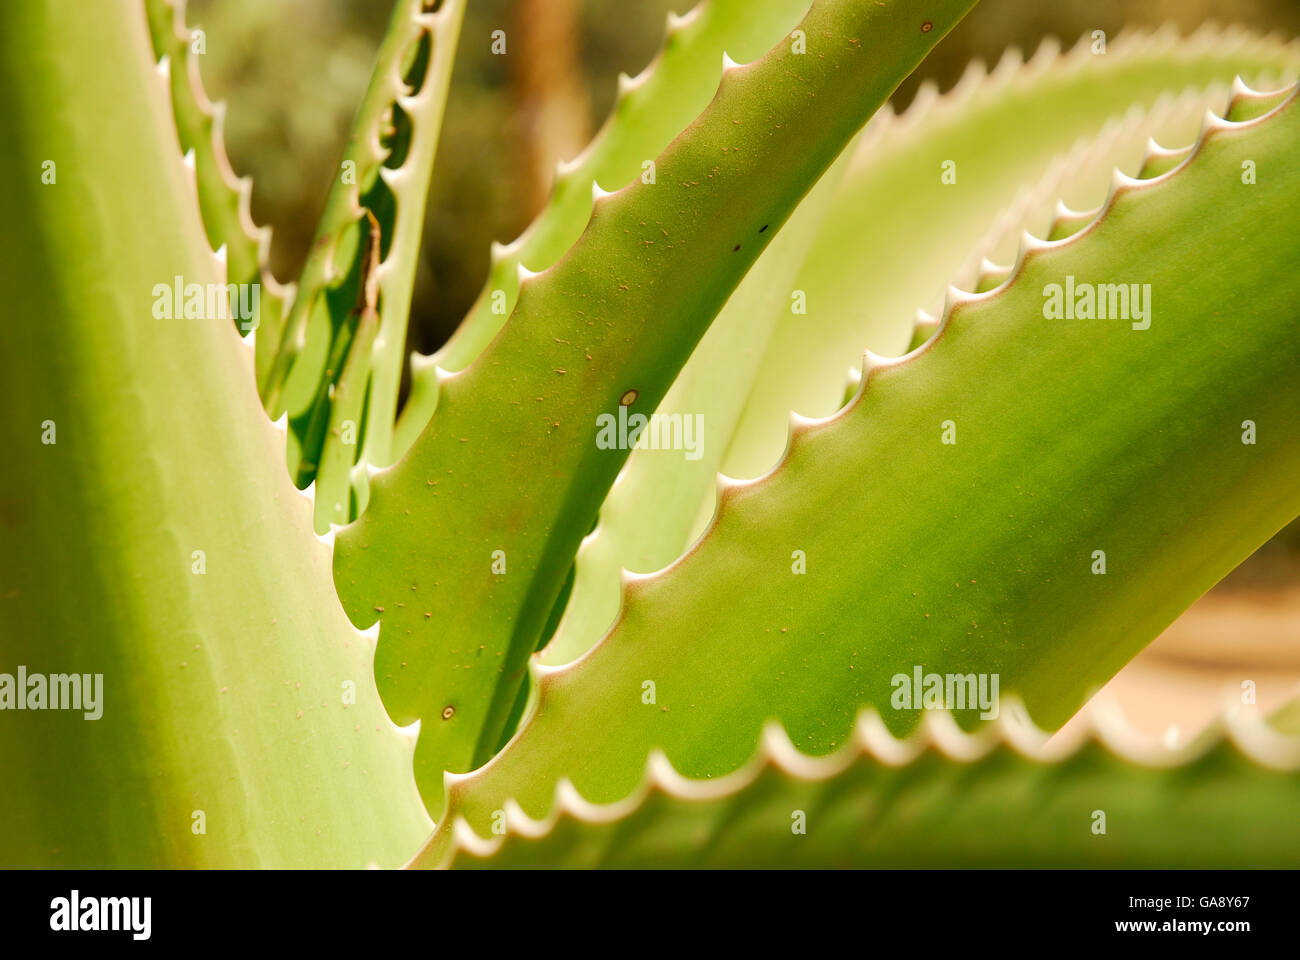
(188, 0, 1298, 621)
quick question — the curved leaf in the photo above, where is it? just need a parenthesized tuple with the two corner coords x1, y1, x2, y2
(724, 25, 1300, 483)
(143, 0, 293, 392)
(335, 0, 980, 818)
(391, 0, 816, 459)
(0, 1, 428, 867)
(412, 86, 1300, 839)
(261, 0, 465, 532)
(420, 705, 1300, 868)
(543, 30, 1300, 669)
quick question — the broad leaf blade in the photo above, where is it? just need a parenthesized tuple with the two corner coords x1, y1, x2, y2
(413, 87, 1300, 840)
(0, 1, 427, 867)
(724, 27, 1300, 483)
(544, 32, 1300, 669)
(336, 0, 980, 818)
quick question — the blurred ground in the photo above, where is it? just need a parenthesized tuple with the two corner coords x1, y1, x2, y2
(186, 0, 1299, 724)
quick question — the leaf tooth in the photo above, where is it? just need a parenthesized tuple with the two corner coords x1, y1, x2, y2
(664, 4, 703, 39)
(940, 280, 984, 318)
(1223, 699, 1300, 770)
(296, 478, 317, 509)
(720, 50, 742, 73)
(988, 44, 1024, 83)
(1231, 72, 1266, 100)
(919, 708, 1000, 761)
(441, 816, 495, 862)
(1024, 33, 1063, 75)
(408, 351, 440, 380)
(617, 566, 658, 591)
(949, 55, 990, 102)
(395, 78, 430, 117)
(314, 523, 339, 552)
(503, 795, 557, 838)
(356, 619, 381, 645)
(1014, 226, 1056, 262)
(515, 254, 544, 282)
(441, 766, 477, 799)
(615, 70, 644, 98)
(973, 257, 1013, 293)
(413, 7, 443, 31)
(1088, 695, 1216, 768)
(907, 309, 940, 353)
(901, 77, 940, 122)
(393, 715, 421, 748)
(239, 324, 256, 352)
(552, 151, 587, 182)
(1047, 199, 1101, 241)
(853, 710, 924, 766)
(643, 749, 692, 794)
(757, 721, 844, 781)
(178, 145, 199, 201)
(786, 408, 822, 431)
(377, 163, 404, 194)
(1136, 136, 1193, 179)
(431, 364, 458, 389)
(590, 179, 615, 204)
(491, 236, 529, 269)
(1224, 74, 1299, 122)
(210, 241, 228, 280)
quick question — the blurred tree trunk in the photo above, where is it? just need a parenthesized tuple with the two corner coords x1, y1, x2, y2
(510, 0, 591, 216)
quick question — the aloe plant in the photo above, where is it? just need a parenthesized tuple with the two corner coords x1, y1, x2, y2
(1, 0, 1297, 869)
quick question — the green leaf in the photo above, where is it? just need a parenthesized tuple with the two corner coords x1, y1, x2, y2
(540, 148, 853, 667)
(723, 27, 1300, 483)
(0, 1, 427, 867)
(335, 0, 980, 818)
(261, 0, 465, 532)
(143, 0, 292, 392)
(420, 705, 1300, 868)
(390, 0, 818, 460)
(544, 31, 1300, 669)
(409, 85, 1300, 841)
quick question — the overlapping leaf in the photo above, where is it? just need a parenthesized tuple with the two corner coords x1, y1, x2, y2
(257, 0, 465, 532)
(411, 85, 1300, 842)
(335, 0, 980, 818)
(391, 0, 815, 459)
(542, 28, 1300, 670)
(423, 703, 1300, 868)
(0, 1, 427, 867)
